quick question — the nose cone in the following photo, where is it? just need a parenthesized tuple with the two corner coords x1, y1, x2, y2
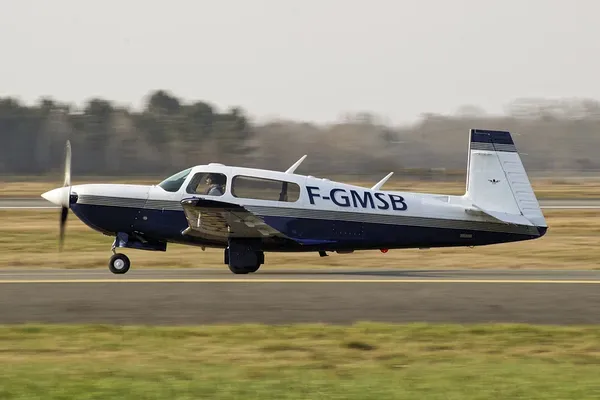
(41, 187, 68, 207)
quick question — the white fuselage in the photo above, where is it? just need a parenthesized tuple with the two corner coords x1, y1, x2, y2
(42, 164, 546, 252)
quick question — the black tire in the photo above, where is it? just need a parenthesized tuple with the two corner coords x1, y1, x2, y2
(227, 262, 261, 274)
(228, 264, 250, 274)
(246, 263, 261, 273)
(109, 253, 131, 274)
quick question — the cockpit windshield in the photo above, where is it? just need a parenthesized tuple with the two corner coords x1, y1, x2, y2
(157, 168, 191, 192)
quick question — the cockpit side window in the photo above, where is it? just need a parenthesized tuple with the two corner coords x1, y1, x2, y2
(186, 172, 227, 196)
(157, 168, 192, 192)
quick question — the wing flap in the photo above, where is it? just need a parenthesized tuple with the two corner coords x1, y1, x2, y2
(180, 197, 284, 239)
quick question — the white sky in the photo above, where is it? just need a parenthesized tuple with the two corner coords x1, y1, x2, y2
(0, 0, 598, 124)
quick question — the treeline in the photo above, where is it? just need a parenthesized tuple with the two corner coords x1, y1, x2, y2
(0, 90, 252, 176)
(1, 91, 600, 179)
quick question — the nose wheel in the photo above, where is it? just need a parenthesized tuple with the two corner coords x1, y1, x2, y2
(109, 253, 131, 274)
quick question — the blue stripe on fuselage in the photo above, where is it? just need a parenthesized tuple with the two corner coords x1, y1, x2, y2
(71, 203, 188, 240)
(70, 203, 544, 251)
(259, 215, 543, 249)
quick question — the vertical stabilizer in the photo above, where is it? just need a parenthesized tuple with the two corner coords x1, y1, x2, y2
(465, 129, 546, 227)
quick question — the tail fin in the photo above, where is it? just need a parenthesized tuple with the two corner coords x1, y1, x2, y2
(465, 129, 546, 227)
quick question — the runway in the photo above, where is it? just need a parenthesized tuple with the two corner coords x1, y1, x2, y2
(0, 268, 598, 325)
(1, 198, 600, 209)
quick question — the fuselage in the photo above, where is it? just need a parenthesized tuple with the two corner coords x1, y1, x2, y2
(42, 164, 547, 252)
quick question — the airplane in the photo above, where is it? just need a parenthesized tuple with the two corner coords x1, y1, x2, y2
(41, 128, 547, 275)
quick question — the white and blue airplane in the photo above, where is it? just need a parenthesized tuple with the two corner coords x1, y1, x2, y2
(42, 129, 547, 274)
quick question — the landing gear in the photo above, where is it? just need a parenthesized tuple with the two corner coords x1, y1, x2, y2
(228, 263, 260, 274)
(107, 232, 167, 275)
(109, 253, 130, 274)
(225, 240, 264, 274)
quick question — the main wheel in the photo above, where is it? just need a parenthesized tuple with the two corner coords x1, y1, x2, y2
(226, 249, 263, 274)
(227, 263, 261, 274)
(246, 263, 261, 273)
(228, 264, 250, 274)
(109, 253, 130, 274)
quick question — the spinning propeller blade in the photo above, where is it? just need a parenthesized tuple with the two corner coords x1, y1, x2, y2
(63, 140, 71, 188)
(59, 205, 68, 252)
(58, 140, 71, 252)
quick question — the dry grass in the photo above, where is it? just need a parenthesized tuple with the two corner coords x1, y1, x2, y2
(0, 209, 597, 270)
(3, 176, 600, 198)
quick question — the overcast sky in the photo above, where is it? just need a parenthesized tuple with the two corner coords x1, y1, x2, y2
(0, 0, 598, 124)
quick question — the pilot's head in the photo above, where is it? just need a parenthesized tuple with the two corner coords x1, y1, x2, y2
(206, 174, 224, 186)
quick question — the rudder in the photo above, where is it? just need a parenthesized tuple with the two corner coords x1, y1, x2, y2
(465, 129, 546, 228)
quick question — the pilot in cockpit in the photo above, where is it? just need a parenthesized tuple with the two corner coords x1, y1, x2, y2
(205, 174, 225, 196)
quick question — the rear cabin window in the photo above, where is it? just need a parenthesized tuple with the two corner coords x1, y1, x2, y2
(232, 176, 300, 202)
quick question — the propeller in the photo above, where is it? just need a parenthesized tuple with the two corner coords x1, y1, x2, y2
(59, 140, 72, 252)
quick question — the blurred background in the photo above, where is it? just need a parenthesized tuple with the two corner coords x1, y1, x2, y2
(1, 0, 599, 182)
(1, 93, 599, 180)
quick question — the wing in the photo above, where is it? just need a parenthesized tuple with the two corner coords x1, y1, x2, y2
(180, 197, 285, 240)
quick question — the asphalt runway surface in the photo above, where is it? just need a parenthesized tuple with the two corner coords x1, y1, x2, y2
(1, 198, 599, 326)
(2, 198, 600, 209)
(0, 268, 598, 325)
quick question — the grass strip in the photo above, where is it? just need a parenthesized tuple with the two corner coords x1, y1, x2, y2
(0, 323, 598, 399)
(0, 209, 598, 269)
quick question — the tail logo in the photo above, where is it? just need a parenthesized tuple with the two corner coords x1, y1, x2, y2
(489, 179, 500, 184)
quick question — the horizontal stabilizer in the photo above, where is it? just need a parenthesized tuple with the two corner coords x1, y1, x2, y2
(466, 204, 534, 226)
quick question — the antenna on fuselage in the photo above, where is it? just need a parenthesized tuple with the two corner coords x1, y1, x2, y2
(285, 155, 307, 174)
(371, 172, 393, 190)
